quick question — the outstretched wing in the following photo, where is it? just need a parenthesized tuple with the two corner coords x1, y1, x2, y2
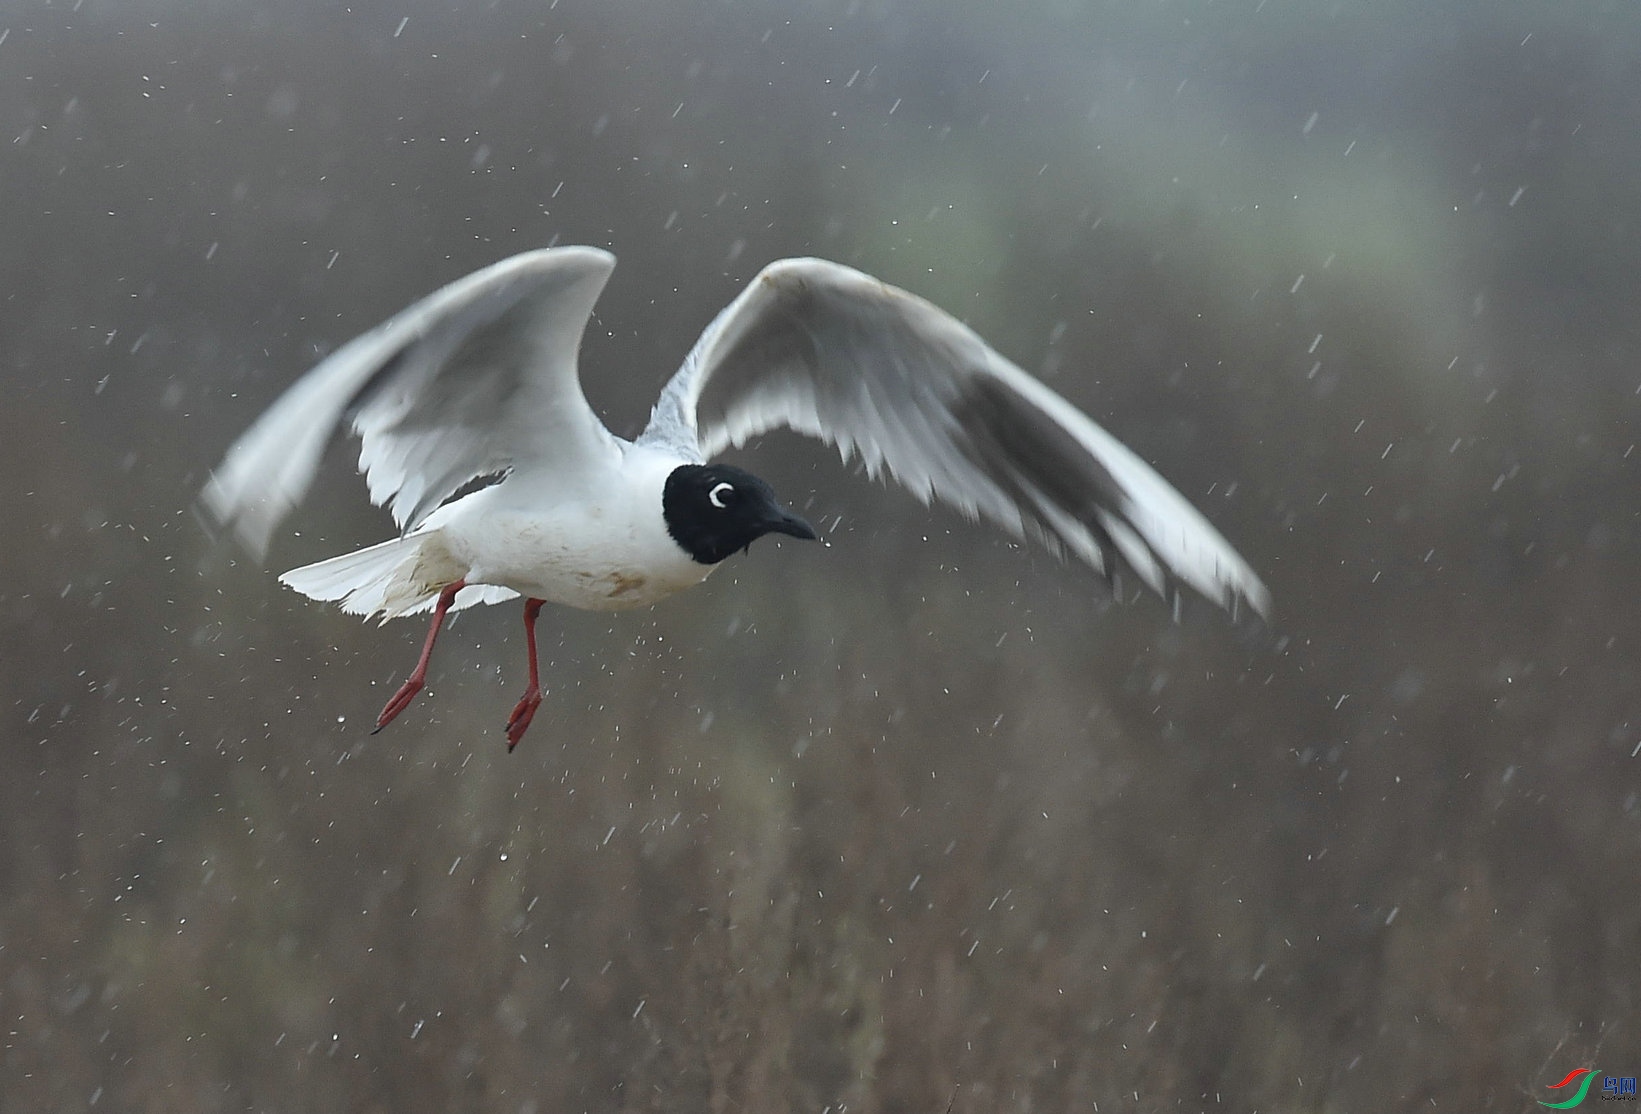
(203, 247, 619, 558)
(641, 258, 1270, 618)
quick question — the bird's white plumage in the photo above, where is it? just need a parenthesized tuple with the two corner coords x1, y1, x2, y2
(435, 444, 713, 610)
(203, 247, 618, 558)
(642, 258, 1272, 618)
(204, 246, 1269, 623)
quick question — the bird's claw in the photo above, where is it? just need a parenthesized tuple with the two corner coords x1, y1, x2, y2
(505, 685, 543, 751)
(374, 678, 424, 734)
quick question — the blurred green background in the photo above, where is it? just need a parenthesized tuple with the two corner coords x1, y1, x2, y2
(2, 1, 1637, 1110)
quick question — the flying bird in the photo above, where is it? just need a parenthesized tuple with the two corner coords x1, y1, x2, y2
(203, 247, 1269, 749)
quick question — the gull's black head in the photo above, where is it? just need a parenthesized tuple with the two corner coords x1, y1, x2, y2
(663, 463, 818, 565)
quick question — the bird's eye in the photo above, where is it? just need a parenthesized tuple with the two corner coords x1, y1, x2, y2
(708, 482, 735, 509)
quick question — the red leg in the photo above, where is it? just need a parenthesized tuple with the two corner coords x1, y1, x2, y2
(373, 579, 465, 734)
(505, 598, 547, 751)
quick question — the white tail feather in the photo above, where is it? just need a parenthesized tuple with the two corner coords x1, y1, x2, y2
(278, 531, 517, 622)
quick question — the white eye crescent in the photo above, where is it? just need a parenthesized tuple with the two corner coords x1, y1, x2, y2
(708, 482, 735, 509)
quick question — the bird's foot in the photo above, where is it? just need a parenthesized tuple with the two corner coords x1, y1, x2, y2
(373, 677, 424, 734)
(504, 684, 543, 751)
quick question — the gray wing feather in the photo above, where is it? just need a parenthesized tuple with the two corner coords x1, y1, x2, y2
(203, 247, 617, 557)
(641, 258, 1270, 618)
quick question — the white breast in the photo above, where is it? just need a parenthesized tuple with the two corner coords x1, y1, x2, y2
(432, 445, 711, 610)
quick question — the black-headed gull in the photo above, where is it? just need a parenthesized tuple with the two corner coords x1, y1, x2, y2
(204, 247, 1269, 748)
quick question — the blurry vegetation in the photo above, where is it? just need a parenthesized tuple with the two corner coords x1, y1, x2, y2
(2, 0, 1639, 1110)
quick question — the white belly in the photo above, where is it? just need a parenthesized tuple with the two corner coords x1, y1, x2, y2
(460, 507, 710, 609)
(432, 447, 712, 611)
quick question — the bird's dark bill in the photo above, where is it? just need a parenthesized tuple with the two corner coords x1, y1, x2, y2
(765, 510, 818, 541)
